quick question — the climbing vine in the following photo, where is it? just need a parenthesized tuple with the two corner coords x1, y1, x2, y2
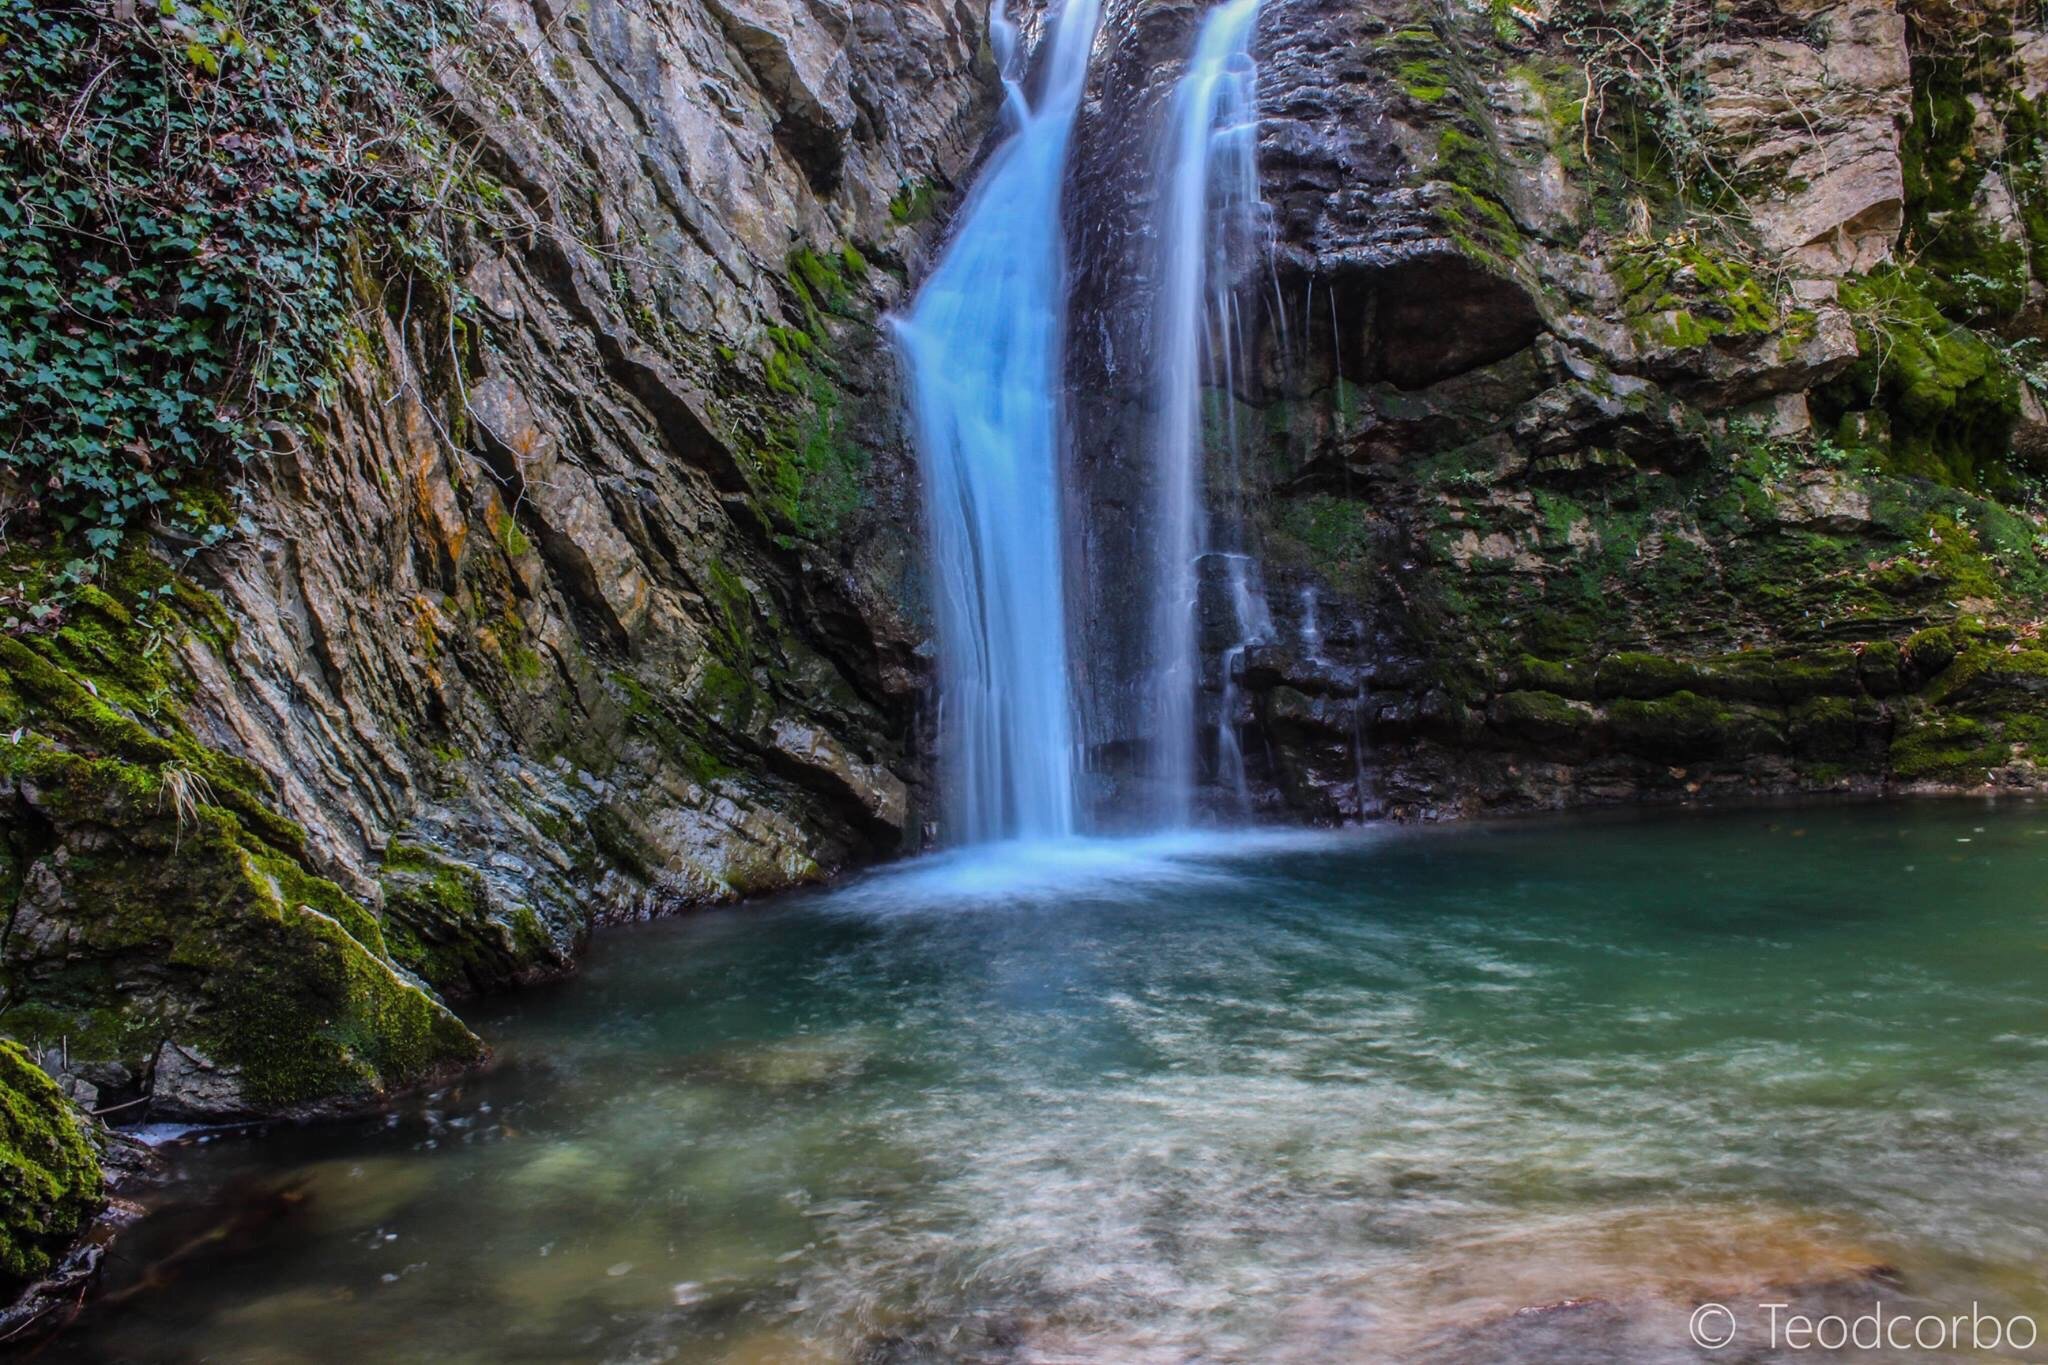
(0, 0, 464, 584)
(1554, 0, 1822, 216)
(1555, 0, 1721, 206)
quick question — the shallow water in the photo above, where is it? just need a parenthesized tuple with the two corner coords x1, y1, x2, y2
(46, 801, 2048, 1363)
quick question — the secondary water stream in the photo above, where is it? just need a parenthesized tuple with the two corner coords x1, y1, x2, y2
(1142, 0, 1269, 824)
(46, 801, 2048, 1363)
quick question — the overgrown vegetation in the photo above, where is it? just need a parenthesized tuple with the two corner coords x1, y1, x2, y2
(0, 0, 466, 584)
(1822, 269, 2028, 489)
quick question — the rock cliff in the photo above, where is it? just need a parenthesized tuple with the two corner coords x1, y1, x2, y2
(1, 0, 991, 1124)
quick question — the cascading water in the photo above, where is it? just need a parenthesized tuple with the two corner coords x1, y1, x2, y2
(1144, 0, 1267, 826)
(893, 0, 1102, 845)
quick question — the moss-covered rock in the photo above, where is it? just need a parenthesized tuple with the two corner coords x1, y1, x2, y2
(1613, 236, 1781, 352)
(0, 1041, 100, 1286)
(1489, 690, 1597, 748)
(1889, 710, 2010, 784)
(1826, 270, 2024, 488)
(1595, 651, 1703, 701)
(1608, 691, 1765, 763)
(2, 741, 484, 1117)
(0, 542, 484, 1119)
(380, 845, 564, 998)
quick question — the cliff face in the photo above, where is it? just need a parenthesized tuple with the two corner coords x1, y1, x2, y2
(1068, 0, 2048, 822)
(195, 0, 991, 935)
(1, 0, 990, 1122)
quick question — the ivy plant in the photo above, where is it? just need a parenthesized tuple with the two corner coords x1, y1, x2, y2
(0, 0, 463, 585)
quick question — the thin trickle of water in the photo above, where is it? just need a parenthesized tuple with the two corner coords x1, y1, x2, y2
(1327, 282, 1346, 438)
(1146, 0, 1268, 827)
(1213, 553, 1273, 811)
(1352, 614, 1371, 815)
(893, 0, 1102, 845)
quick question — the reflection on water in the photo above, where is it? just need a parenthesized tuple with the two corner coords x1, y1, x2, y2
(43, 801, 2048, 1363)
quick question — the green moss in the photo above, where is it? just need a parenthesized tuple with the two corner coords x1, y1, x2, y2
(1512, 655, 1595, 700)
(1384, 24, 1455, 102)
(1613, 236, 1778, 350)
(1398, 59, 1450, 102)
(1595, 651, 1701, 700)
(788, 246, 863, 321)
(1826, 269, 2022, 489)
(502, 644, 541, 682)
(0, 740, 483, 1107)
(379, 845, 559, 997)
(1433, 127, 1525, 263)
(762, 325, 815, 397)
(0, 536, 484, 1113)
(611, 671, 733, 785)
(585, 802, 662, 885)
(1904, 624, 1960, 679)
(750, 246, 876, 538)
(1924, 640, 2048, 712)
(0, 590, 305, 855)
(889, 178, 939, 226)
(1270, 495, 1374, 567)
(490, 504, 534, 560)
(1607, 690, 1776, 762)
(1490, 690, 1593, 745)
(1697, 648, 1864, 704)
(693, 659, 761, 732)
(1507, 58, 1589, 151)
(1899, 35, 2032, 322)
(0, 1041, 100, 1286)
(1889, 710, 2006, 783)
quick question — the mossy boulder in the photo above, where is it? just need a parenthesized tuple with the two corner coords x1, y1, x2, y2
(0, 1041, 101, 1286)
(2, 742, 485, 1118)
(1787, 695, 1878, 760)
(1614, 237, 1781, 352)
(1699, 648, 1864, 705)
(1890, 711, 2009, 784)
(1608, 691, 1781, 763)
(1595, 651, 1703, 701)
(1511, 655, 1596, 700)
(1829, 271, 2024, 488)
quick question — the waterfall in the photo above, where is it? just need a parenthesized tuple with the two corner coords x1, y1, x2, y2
(893, 0, 1100, 845)
(1145, 0, 1267, 826)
